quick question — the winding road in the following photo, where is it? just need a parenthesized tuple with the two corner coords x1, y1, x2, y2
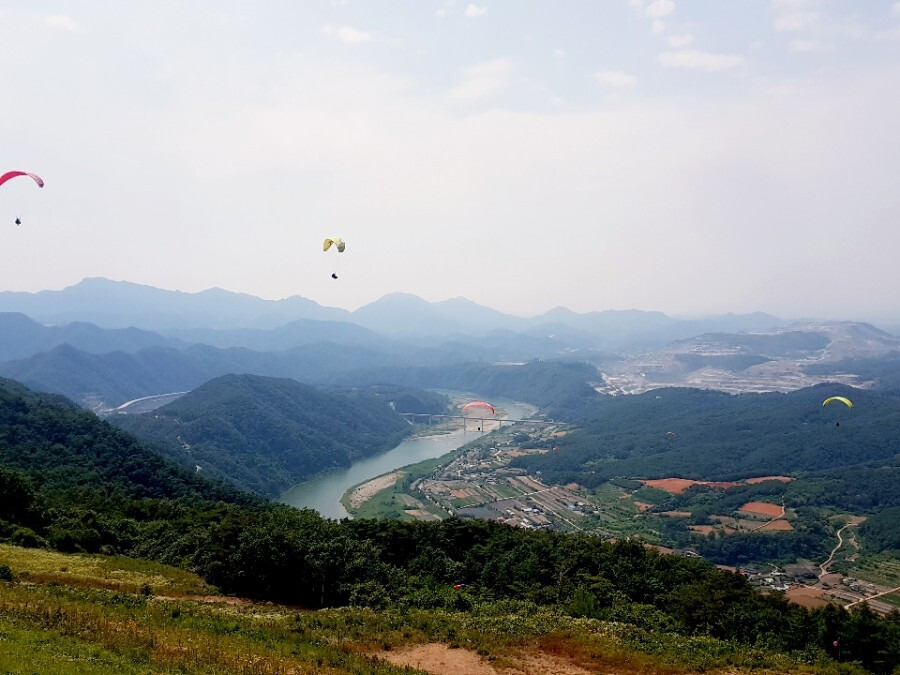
(818, 521, 858, 580)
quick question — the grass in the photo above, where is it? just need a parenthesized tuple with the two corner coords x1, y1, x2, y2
(0, 543, 862, 674)
(0, 616, 155, 674)
(0, 543, 214, 596)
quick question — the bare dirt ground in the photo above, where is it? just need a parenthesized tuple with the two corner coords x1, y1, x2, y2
(376, 643, 662, 675)
(786, 586, 830, 609)
(745, 476, 793, 484)
(758, 519, 794, 531)
(379, 644, 498, 674)
(642, 478, 740, 494)
(739, 502, 785, 518)
(690, 525, 716, 535)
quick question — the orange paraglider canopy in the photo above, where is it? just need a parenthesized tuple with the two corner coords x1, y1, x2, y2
(461, 400, 495, 415)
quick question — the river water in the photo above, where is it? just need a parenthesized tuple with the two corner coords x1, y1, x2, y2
(280, 396, 537, 519)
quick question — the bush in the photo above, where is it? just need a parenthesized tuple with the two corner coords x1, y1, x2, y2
(0, 564, 14, 582)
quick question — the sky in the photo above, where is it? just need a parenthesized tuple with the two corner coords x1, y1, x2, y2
(1, 1, 899, 321)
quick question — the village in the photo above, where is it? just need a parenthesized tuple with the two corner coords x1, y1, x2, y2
(409, 424, 597, 532)
(390, 420, 900, 616)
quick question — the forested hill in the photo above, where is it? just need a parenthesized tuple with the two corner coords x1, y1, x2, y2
(110, 375, 441, 497)
(512, 383, 900, 487)
(0, 377, 255, 508)
(333, 359, 602, 422)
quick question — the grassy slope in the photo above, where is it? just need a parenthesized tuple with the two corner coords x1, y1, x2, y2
(0, 545, 860, 674)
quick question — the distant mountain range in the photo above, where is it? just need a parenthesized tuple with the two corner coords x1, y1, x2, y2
(0, 277, 786, 348)
(5, 278, 900, 410)
(0, 312, 180, 361)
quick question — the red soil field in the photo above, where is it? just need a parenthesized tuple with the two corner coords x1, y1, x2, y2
(690, 525, 716, 535)
(739, 501, 784, 518)
(759, 519, 794, 531)
(641, 478, 740, 494)
(745, 475, 794, 484)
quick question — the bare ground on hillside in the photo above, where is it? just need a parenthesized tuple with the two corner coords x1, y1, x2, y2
(375, 642, 683, 674)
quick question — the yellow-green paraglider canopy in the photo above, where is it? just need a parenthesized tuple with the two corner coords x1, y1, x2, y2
(822, 396, 853, 409)
(323, 237, 345, 252)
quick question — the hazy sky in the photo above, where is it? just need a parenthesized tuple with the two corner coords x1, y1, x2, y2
(1, 1, 899, 320)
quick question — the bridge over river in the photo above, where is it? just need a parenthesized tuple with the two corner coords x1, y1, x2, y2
(399, 412, 555, 431)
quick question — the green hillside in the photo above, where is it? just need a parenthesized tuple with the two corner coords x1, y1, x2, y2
(110, 375, 439, 497)
(336, 359, 601, 421)
(511, 384, 900, 484)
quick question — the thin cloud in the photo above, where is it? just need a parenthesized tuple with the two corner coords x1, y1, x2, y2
(322, 24, 373, 44)
(770, 0, 815, 7)
(464, 4, 488, 18)
(436, 1, 455, 18)
(667, 33, 693, 48)
(659, 49, 746, 71)
(774, 12, 818, 32)
(554, 49, 567, 60)
(449, 58, 513, 100)
(645, 0, 675, 19)
(595, 69, 637, 87)
(893, 1, 900, 16)
(651, 19, 666, 35)
(789, 39, 831, 52)
(43, 13, 80, 32)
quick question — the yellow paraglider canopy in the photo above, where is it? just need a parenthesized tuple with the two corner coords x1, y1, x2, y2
(822, 396, 853, 409)
(323, 237, 345, 252)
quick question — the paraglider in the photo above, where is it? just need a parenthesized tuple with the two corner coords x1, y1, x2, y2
(0, 171, 44, 189)
(323, 237, 345, 279)
(2, 171, 44, 225)
(323, 237, 345, 252)
(665, 431, 677, 438)
(822, 396, 853, 409)
(461, 401, 495, 415)
(452, 583, 466, 590)
(823, 396, 852, 427)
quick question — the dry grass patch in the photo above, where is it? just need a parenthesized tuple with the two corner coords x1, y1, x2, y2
(0, 544, 212, 596)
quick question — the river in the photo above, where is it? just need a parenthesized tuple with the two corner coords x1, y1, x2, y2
(280, 396, 537, 519)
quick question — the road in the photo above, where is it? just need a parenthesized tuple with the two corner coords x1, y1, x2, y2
(818, 521, 858, 579)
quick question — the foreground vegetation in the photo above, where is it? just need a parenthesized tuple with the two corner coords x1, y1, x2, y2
(0, 544, 872, 674)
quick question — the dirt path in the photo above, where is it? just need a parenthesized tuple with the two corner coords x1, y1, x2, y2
(819, 521, 858, 579)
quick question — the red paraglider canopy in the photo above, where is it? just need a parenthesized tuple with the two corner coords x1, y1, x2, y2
(0, 171, 44, 189)
(461, 401, 495, 415)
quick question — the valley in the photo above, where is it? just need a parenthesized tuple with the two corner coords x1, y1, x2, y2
(0, 283, 899, 672)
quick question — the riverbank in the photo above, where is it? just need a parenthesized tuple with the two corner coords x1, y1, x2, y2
(282, 395, 539, 519)
(345, 471, 404, 509)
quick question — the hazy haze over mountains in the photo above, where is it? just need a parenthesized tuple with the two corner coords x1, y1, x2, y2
(0, 277, 787, 344)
